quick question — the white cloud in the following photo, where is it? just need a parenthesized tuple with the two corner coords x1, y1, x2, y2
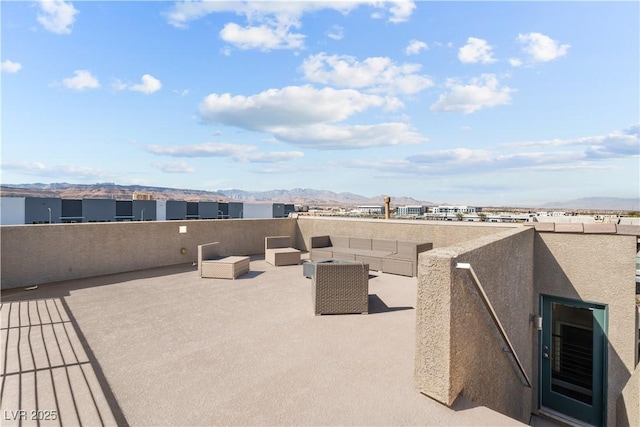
(366, 125, 640, 177)
(326, 25, 344, 41)
(404, 148, 586, 175)
(62, 70, 100, 91)
(505, 125, 640, 160)
(148, 142, 255, 158)
(152, 161, 195, 174)
(148, 142, 250, 158)
(458, 37, 496, 64)
(37, 0, 78, 34)
(430, 74, 514, 114)
(130, 74, 162, 94)
(199, 85, 385, 130)
(165, 1, 415, 51)
(301, 53, 433, 95)
(271, 122, 426, 149)
(146, 142, 304, 163)
(386, 0, 416, 23)
(517, 32, 570, 62)
(1, 161, 116, 180)
(509, 58, 523, 67)
(111, 79, 127, 91)
(166, 1, 416, 27)
(197, 85, 425, 150)
(220, 22, 304, 51)
(242, 151, 305, 163)
(1, 60, 22, 73)
(405, 39, 428, 55)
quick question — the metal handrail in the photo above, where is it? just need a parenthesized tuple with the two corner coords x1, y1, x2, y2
(455, 262, 532, 388)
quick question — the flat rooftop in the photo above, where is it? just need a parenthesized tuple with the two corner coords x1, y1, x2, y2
(1, 256, 547, 426)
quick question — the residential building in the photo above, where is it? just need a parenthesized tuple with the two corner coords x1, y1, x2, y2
(132, 192, 154, 200)
(83, 198, 116, 222)
(432, 205, 481, 214)
(1, 196, 299, 223)
(396, 205, 426, 216)
(356, 205, 385, 215)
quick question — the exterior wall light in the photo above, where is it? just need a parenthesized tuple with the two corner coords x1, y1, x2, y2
(531, 314, 543, 330)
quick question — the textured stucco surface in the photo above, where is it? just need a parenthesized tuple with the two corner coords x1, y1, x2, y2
(415, 227, 535, 423)
(1, 219, 296, 289)
(295, 216, 520, 251)
(413, 249, 456, 404)
(617, 364, 639, 427)
(535, 232, 638, 427)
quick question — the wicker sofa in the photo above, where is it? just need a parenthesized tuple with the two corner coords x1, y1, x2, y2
(309, 235, 432, 277)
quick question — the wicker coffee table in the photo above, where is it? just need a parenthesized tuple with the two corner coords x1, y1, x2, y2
(266, 247, 301, 266)
(201, 256, 250, 279)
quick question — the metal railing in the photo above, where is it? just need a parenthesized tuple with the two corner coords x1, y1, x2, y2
(455, 262, 532, 388)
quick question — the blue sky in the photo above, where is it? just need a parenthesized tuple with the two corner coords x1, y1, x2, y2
(1, 1, 638, 206)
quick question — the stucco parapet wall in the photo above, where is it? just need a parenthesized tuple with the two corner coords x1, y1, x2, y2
(616, 224, 640, 236)
(0, 218, 297, 289)
(528, 222, 640, 236)
(529, 222, 555, 232)
(430, 225, 533, 255)
(583, 223, 617, 234)
(415, 226, 534, 412)
(296, 215, 523, 228)
(554, 223, 584, 233)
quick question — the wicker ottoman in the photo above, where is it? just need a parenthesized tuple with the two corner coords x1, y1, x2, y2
(201, 256, 250, 279)
(266, 248, 301, 266)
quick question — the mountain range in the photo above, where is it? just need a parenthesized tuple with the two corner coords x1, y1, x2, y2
(0, 183, 431, 207)
(1, 183, 637, 211)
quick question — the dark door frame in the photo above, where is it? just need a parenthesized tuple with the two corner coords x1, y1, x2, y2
(539, 294, 608, 426)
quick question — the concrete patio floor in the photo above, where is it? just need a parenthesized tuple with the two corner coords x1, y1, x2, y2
(2, 255, 540, 426)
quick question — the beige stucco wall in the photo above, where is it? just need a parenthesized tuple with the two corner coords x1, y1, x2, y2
(617, 363, 639, 427)
(1, 219, 296, 289)
(415, 227, 535, 423)
(295, 216, 520, 250)
(534, 232, 638, 426)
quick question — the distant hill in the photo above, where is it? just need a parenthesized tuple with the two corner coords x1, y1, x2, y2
(0, 183, 433, 207)
(542, 197, 639, 211)
(4, 183, 635, 211)
(0, 183, 227, 202)
(221, 188, 431, 206)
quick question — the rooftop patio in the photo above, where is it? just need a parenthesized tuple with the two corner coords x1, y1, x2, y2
(0, 255, 547, 426)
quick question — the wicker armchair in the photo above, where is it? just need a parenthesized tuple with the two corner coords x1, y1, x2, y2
(198, 242, 220, 276)
(265, 236, 300, 266)
(312, 261, 369, 315)
(198, 242, 250, 279)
